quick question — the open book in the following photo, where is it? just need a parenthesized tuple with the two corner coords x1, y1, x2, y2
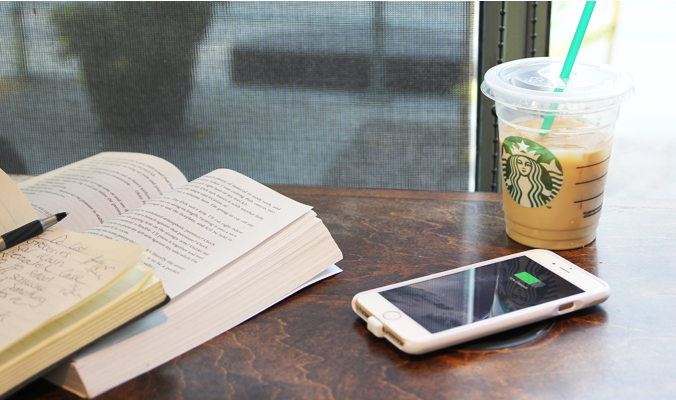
(7, 152, 343, 398)
(0, 169, 168, 398)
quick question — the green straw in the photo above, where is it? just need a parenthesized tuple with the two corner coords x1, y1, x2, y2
(541, 1, 596, 131)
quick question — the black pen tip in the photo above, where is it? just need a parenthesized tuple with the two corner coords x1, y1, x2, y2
(56, 212, 69, 222)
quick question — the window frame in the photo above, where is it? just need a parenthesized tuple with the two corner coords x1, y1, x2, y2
(475, 1, 551, 192)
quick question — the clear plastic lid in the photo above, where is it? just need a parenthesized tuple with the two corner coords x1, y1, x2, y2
(481, 58, 634, 112)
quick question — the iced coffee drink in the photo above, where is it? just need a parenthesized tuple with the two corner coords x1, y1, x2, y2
(481, 58, 634, 250)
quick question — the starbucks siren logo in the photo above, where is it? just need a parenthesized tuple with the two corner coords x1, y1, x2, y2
(501, 137, 563, 208)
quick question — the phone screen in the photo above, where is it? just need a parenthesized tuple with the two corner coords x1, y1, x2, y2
(379, 256, 584, 334)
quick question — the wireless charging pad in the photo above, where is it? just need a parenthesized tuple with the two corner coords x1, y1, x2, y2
(455, 319, 555, 351)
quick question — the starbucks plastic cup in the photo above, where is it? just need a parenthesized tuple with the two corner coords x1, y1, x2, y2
(481, 58, 634, 250)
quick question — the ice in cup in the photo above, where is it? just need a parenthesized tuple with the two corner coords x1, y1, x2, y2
(481, 58, 634, 250)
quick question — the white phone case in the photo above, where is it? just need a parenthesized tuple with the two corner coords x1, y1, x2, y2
(352, 249, 610, 354)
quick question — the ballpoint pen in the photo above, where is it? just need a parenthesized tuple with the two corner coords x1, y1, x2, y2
(0, 212, 69, 251)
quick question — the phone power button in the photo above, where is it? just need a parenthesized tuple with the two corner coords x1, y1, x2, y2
(383, 311, 401, 320)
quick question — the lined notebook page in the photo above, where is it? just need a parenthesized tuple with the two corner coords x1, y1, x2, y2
(0, 266, 154, 367)
(0, 228, 146, 352)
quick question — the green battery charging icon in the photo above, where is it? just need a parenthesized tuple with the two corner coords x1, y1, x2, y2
(514, 271, 546, 288)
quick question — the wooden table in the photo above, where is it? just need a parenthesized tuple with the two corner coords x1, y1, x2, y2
(13, 188, 676, 399)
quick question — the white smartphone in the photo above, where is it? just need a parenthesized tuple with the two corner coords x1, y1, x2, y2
(352, 249, 610, 355)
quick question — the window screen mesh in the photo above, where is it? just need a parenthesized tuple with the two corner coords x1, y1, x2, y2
(0, 2, 473, 191)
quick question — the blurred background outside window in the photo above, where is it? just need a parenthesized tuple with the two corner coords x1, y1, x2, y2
(0, 2, 473, 191)
(0, 2, 673, 200)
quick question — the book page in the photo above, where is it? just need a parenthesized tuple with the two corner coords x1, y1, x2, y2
(18, 153, 188, 233)
(0, 168, 38, 234)
(0, 227, 146, 352)
(87, 169, 312, 297)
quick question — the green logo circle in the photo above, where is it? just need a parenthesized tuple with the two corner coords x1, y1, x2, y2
(501, 136, 563, 208)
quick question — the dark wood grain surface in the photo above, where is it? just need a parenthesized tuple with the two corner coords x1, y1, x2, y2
(13, 188, 676, 399)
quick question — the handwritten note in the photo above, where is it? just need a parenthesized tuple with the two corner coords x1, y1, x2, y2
(0, 227, 147, 352)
